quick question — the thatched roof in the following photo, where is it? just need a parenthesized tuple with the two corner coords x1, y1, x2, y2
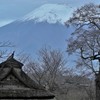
(0, 88, 54, 99)
(0, 53, 55, 99)
(0, 54, 23, 69)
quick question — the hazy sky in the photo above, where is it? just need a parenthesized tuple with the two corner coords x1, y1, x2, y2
(0, 0, 99, 26)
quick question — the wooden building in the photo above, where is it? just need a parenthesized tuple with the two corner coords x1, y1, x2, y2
(0, 53, 55, 99)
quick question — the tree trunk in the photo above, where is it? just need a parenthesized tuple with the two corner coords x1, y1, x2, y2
(95, 73, 100, 100)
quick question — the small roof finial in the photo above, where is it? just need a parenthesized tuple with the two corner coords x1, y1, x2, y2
(7, 51, 15, 60)
(12, 51, 15, 57)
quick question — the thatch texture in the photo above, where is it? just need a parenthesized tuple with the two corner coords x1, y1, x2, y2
(0, 54, 54, 99)
(0, 89, 54, 99)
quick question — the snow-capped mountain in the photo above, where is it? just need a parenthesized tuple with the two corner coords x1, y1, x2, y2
(20, 4, 73, 24)
(0, 4, 73, 57)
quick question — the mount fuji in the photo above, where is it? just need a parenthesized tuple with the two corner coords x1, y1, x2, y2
(0, 4, 73, 57)
(20, 4, 73, 24)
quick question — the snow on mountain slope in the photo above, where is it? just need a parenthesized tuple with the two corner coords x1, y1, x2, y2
(21, 4, 73, 24)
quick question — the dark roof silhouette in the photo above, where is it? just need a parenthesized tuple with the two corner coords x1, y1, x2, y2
(0, 53, 54, 99)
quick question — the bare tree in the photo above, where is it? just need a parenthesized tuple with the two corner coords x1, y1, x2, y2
(23, 47, 96, 100)
(26, 47, 67, 90)
(66, 3, 100, 100)
(66, 3, 100, 74)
